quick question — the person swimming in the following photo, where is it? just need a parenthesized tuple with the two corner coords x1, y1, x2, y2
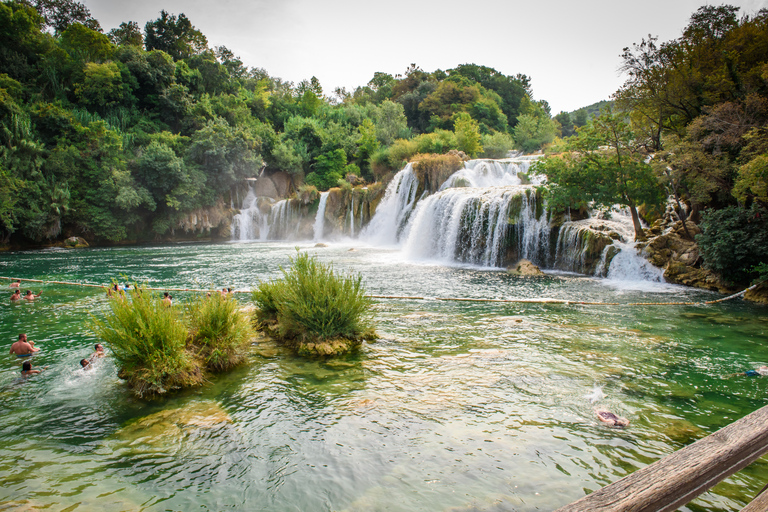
(90, 343, 105, 359)
(10, 279, 21, 288)
(596, 409, 630, 427)
(21, 360, 43, 377)
(80, 359, 91, 369)
(10, 289, 21, 301)
(743, 366, 768, 377)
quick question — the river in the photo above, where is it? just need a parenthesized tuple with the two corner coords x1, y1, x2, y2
(1, 241, 767, 511)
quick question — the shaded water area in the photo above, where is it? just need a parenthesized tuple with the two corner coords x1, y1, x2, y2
(1, 242, 767, 511)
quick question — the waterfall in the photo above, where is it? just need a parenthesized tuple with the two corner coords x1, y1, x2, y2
(349, 197, 355, 238)
(441, 159, 526, 189)
(231, 184, 270, 241)
(401, 186, 545, 268)
(606, 242, 664, 282)
(361, 164, 419, 245)
(313, 192, 329, 241)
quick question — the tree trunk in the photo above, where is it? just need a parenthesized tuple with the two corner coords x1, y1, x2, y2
(629, 203, 646, 241)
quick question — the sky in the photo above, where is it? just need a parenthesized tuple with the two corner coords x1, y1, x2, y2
(83, 0, 768, 114)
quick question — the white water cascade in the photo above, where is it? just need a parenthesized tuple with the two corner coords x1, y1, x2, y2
(605, 241, 664, 282)
(348, 197, 356, 238)
(231, 184, 270, 241)
(361, 163, 420, 245)
(313, 192, 329, 241)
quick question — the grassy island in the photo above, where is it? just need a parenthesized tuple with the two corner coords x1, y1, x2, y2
(94, 286, 254, 398)
(252, 251, 377, 356)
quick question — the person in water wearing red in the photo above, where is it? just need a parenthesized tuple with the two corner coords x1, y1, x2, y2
(596, 409, 630, 427)
(9, 333, 39, 356)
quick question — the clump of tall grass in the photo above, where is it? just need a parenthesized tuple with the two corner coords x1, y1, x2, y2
(253, 251, 376, 356)
(187, 292, 254, 372)
(94, 284, 255, 398)
(93, 287, 202, 398)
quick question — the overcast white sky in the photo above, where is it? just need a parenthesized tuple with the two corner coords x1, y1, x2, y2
(83, 0, 768, 113)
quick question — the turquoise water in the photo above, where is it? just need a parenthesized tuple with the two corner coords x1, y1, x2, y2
(0, 241, 767, 511)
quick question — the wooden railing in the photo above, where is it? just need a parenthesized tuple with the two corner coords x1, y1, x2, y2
(555, 404, 768, 512)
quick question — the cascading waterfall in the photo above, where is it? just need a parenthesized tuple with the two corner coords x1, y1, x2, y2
(313, 192, 329, 241)
(401, 186, 549, 268)
(605, 241, 664, 282)
(267, 199, 301, 240)
(361, 164, 419, 245)
(440, 157, 540, 189)
(228, 154, 664, 282)
(231, 184, 270, 241)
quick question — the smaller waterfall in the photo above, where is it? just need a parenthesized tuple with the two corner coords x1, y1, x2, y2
(268, 199, 301, 240)
(349, 197, 356, 238)
(313, 192, 329, 241)
(606, 242, 664, 282)
(231, 184, 270, 241)
(361, 164, 419, 245)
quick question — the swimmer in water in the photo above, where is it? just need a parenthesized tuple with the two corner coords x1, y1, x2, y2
(9, 333, 39, 356)
(10, 290, 21, 301)
(80, 359, 91, 369)
(21, 360, 43, 377)
(596, 410, 630, 428)
(743, 366, 768, 377)
(90, 343, 105, 359)
(23, 290, 41, 301)
(10, 279, 21, 288)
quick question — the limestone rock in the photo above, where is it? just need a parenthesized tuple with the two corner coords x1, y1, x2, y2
(314, 243, 328, 248)
(61, 236, 89, 248)
(744, 282, 768, 305)
(508, 259, 544, 276)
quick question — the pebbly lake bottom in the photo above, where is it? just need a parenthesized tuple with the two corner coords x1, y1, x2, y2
(0, 241, 767, 511)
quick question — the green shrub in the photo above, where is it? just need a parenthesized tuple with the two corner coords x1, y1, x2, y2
(697, 205, 768, 285)
(480, 131, 515, 158)
(187, 293, 254, 372)
(253, 251, 376, 355)
(93, 286, 201, 397)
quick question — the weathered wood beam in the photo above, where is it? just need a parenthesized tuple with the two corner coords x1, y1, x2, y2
(741, 488, 768, 512)
(556, 405, 768, 512)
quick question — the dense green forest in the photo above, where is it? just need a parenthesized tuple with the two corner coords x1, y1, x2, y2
(0, 0, 558, 245)
(536, 5, 768, 286)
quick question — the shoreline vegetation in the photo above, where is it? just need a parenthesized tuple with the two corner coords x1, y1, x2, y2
(252, 250, 377, 356)
(93, 285, 253, 398)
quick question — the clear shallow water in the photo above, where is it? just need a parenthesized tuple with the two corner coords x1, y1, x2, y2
(0, 241, 767, 511)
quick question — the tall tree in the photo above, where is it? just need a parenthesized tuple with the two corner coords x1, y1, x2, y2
(536, 108, 665, 241)
(144, 11, 207, 61)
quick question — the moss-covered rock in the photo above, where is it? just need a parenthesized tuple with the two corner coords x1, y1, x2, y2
(744, 282, 768, 305)
(411, 153, 464, 195)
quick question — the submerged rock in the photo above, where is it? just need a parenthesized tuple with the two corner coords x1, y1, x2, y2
(508, 259, 544, 276)
(112, 401, 232, 448)
(314, 242, 328, 248)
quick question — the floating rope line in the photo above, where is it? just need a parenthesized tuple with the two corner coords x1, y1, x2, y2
(1, 276, 764, 306)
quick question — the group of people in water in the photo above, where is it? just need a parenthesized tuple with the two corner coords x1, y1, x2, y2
(9, 279, 41, 302)
(8, 278, 108, 377)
